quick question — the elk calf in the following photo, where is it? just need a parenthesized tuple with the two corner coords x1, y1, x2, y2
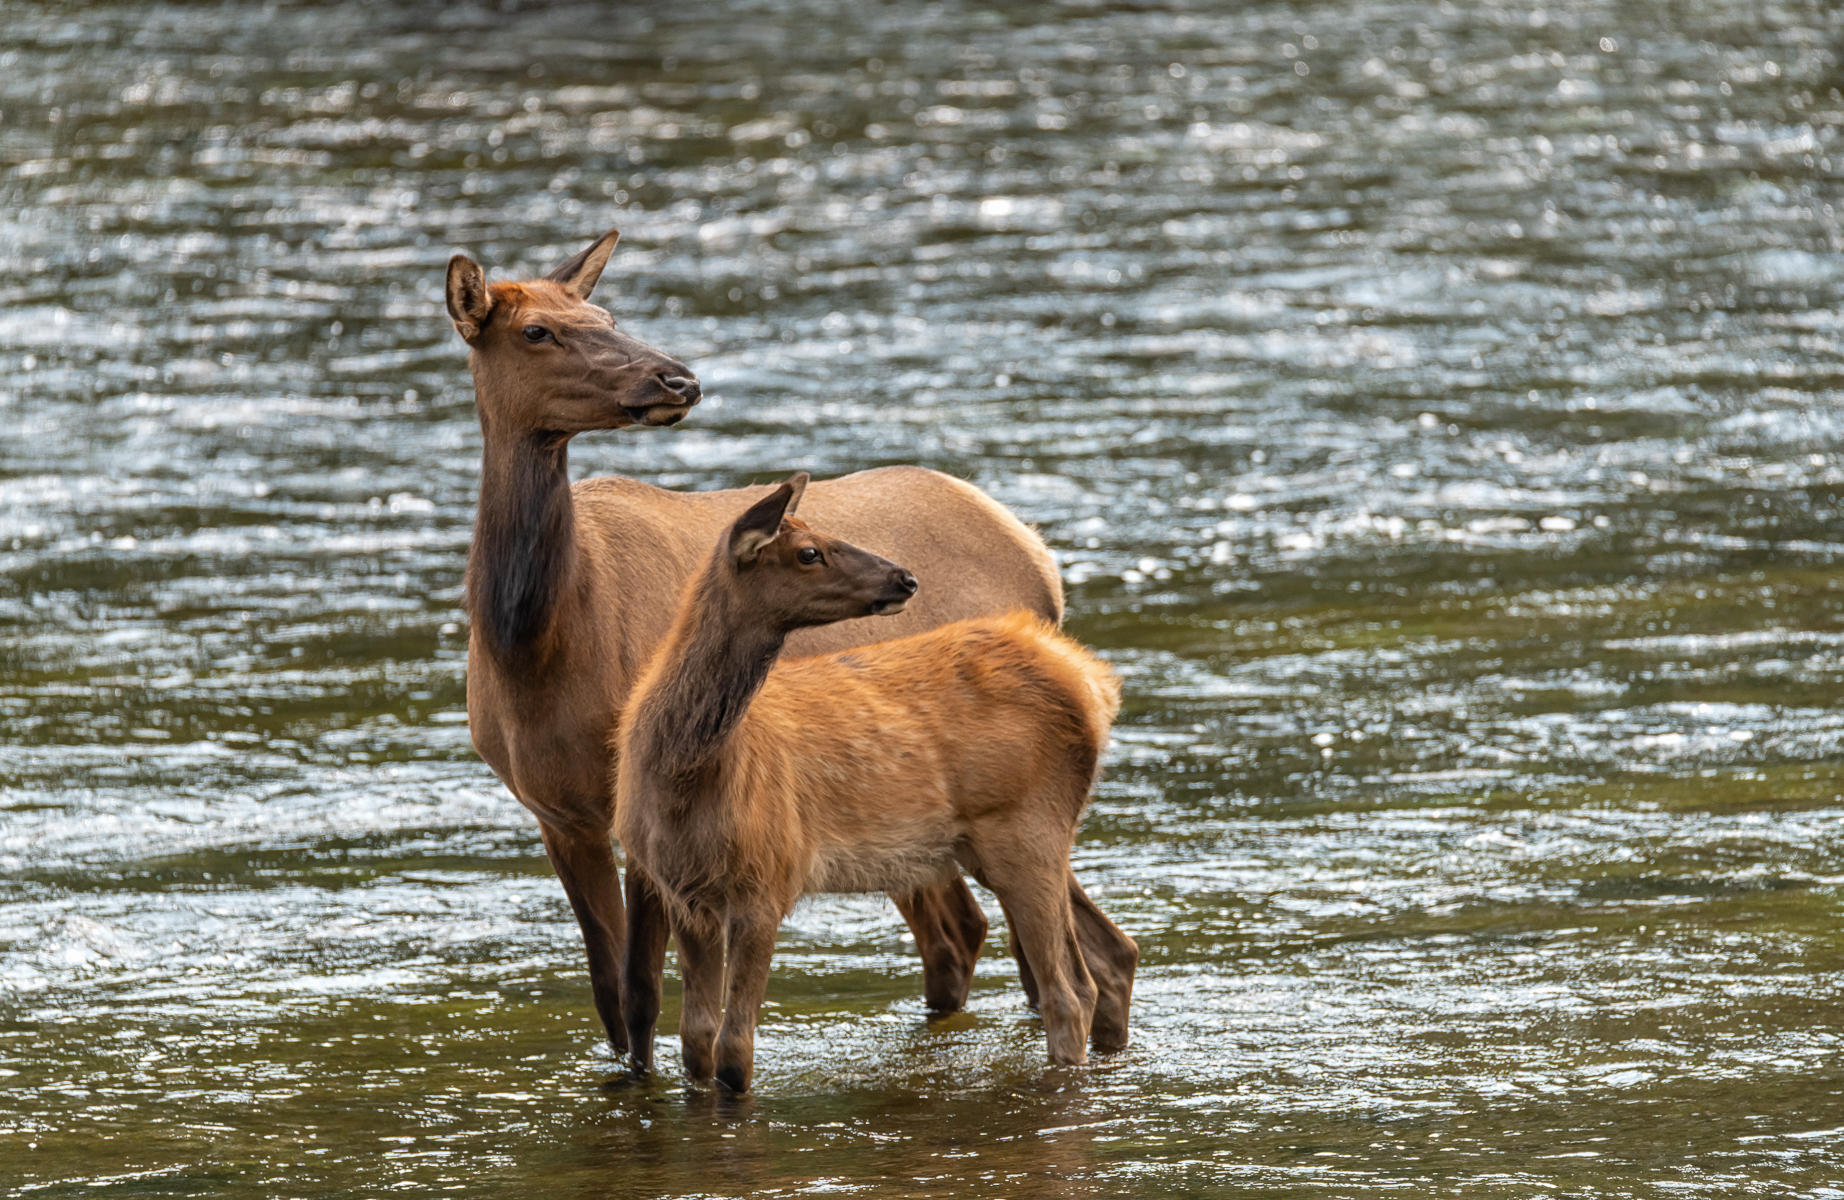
(615, 474, 1136, 1091)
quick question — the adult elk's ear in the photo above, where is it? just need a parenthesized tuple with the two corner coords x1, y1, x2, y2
(446, 254, 493, 343)
(545, 228, 620, 300)
(728, 473, 810, 566)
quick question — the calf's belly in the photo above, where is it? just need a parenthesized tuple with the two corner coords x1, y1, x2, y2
(804, 837, 959, 896)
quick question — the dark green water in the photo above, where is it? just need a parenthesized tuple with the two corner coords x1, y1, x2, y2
(4, 1, 1843, 1195)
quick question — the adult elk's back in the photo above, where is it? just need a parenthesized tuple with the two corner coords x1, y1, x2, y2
(445, 230, 1065, 1062)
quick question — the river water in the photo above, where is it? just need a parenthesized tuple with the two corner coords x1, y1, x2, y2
(4, 1, 1843, 1195)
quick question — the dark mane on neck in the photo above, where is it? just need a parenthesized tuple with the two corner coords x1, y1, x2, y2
(632, 556, 786, 784)
(466, 430, 576, 664)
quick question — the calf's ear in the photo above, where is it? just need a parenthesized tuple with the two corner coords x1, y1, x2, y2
(728, 473, 809, 566)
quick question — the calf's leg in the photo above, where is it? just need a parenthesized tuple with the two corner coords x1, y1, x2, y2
(621, 865, 671, 1072)
(981, 848, 1096, 1065)
(673, 908, 725, 1082)
(714, 908, 781, 1093)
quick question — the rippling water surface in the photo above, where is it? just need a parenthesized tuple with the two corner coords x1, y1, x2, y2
(5, 1, 1844, 1195)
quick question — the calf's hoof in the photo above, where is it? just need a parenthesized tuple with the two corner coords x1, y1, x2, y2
(1046, 1026, 1090, 1066)
(681, 1047, 715, 1082)
(715, 1062, 752, 1093)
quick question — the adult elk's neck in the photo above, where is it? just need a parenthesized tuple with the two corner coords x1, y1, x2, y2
(466, 418, 579, 670)
(631, 566, 786, 785)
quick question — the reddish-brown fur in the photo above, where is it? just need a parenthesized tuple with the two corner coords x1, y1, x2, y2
(445, 231, 1063, 1060)
(616, 477, 1137, 1091)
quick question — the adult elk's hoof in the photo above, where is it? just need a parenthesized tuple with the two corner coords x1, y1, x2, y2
(715, 1063, 751, 1093)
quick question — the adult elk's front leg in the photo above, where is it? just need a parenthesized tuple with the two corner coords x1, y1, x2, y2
(892, 876, 990, 1012)
(539, 823, 629, 1056)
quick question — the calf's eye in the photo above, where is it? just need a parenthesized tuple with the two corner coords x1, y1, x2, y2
(797, 547, 821, 565)
(522, 325, 551, 343)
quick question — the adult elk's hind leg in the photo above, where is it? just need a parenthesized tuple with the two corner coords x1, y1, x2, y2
(892, 876, 989, 1012)
(539, 823, 629, 1056)
(622, 865, 672, 1072)
(1067, 871, 1137, 1053)
(1010, 930, 1041, 1011)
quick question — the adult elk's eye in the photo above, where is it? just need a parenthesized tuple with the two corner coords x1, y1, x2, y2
(522, 325, 551, 343)
(797, 547, 822, 565)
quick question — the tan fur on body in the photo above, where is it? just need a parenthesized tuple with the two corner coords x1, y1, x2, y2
(627, 614, 1118, 909)
(616, 479, 1137, 1091)
(446, 232, 1062, 1063)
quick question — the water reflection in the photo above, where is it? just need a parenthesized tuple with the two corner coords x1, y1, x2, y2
(4, 0, 1844, 1195)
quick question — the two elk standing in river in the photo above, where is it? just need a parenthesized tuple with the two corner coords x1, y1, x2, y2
(445, 230, 1135, 1087)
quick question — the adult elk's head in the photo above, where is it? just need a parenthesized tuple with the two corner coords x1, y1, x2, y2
(445, 229, 700, 436)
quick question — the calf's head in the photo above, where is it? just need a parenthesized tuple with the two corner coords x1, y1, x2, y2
(723, 473, 919, 630)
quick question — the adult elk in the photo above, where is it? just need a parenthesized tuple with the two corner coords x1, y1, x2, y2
(616, 475, 1136, 1091)
(445, 230, 1063, 1061)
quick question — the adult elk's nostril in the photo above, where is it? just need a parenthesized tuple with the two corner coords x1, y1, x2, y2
(895, 570, 919, 596)
(658, 374, 701, 404)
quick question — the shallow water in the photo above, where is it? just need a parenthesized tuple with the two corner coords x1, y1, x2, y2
(4, 0, 1844, 1195)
